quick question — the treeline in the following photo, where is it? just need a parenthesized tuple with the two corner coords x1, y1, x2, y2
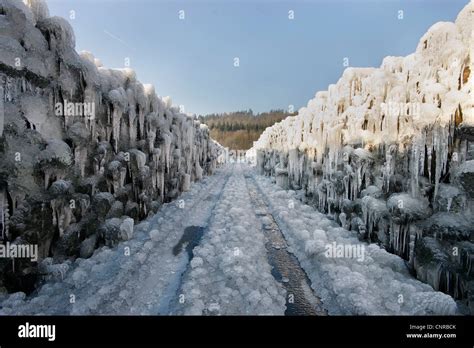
(199, 109, 296, 150)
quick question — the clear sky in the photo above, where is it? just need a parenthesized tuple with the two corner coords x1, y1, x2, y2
(46, 0, 469, 115)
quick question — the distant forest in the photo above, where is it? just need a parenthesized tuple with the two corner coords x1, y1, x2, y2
(199, 109, 296, 150)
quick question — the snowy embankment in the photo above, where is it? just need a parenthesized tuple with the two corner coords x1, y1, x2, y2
(175, 165, 286, 315)
(0, 163, 459, 315)
(0, 168, 230, 315)
(0, 0, 224, 292)
(251, 168, 458, 315)
(247, 2, 474, 312)
(0, 165, 286, 315)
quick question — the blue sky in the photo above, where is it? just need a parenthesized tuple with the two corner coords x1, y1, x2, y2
(47, 0, 469, 115)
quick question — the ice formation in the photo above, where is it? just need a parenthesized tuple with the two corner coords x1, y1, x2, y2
(253, 171, 458, 315)
(0, 164, 457, 315)
(249, 2, 474, 313)
(0, 166, 284, 315)
(0, 0, 223, 292)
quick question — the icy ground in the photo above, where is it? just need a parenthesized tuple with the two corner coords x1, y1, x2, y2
(0, 164, 458, 315)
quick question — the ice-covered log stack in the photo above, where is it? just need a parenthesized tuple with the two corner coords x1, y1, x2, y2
(249, 2, 474, 313)
(0, 0, 223, 293)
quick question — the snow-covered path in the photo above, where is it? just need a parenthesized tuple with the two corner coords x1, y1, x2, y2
(171, 166, 287, 315)
(0, 164, 458, 315)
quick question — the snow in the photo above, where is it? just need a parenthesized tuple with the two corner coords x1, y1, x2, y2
(0, 166, 229, 314)
(457, 160, 474, 175)
(0, 0, 470, 316)
(3, 0, 35, 24)
(20, 95, 56, 137)
(249, 2, 473, 190)
(387, 193, 430, 222)
(0, 164, 459, 315)
(23, 0, 49, 23)
(37, 139, 73, 166)
(119, 218, 134, 241)
(252, 167, 458, 315)
(174, 165, 286, 315)
(247, 2, 473, 311)
(37, 16, 76, 51)
(149, 229, 161, 242)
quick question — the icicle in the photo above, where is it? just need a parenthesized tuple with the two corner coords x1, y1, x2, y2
(411, 141, 420, 197)
(74, 147, 87, 178)
(160, 171, 164, 202)
(163, 133, 171, 173)
(447, 197, 453, 212)
(357, 166, 362, 192)
(138, 109, 145, 140)
(0, 190, 5, 240)
(0, 86, 4, 137)
(51, 200, 57, 228)
(112, 108, 121, 153)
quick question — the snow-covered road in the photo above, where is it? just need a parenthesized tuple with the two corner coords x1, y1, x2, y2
(0, 164, 458, 315)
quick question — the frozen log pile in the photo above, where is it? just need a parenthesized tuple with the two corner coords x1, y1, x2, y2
(249, 3, 474, 312)
(0, 0, 223, 293)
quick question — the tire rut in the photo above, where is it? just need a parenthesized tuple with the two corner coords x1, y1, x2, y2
(245, 175, 327, 316)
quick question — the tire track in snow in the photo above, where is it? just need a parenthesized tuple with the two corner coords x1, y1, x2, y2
(90, 166, 231, 314)
(245, 175, 327, 316)
(157, 170, 232, 315)
(0, 167, 231, 314)
(249, 168, 458, 315)
(122, 165, 232, 315)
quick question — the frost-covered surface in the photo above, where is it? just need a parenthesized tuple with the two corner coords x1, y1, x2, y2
(0, 0, 223, 293)
(248, 2, 474, 313)
(252, 169, 458, 315)
(251, 3, 473, 159)
(0, 165, 286, 315)
(0, 166, 230, 314)
(175, 166, 286, 315)
(0, 164, 457, 315)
